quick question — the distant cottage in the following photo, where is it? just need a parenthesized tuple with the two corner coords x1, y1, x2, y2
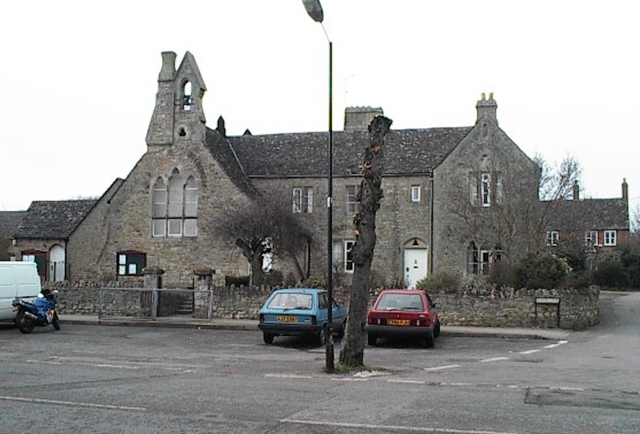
(4, 51, 630, 287)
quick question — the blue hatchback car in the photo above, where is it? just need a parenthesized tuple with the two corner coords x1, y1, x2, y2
(258, 288, 347, 345)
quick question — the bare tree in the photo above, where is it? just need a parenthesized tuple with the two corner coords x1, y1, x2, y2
(339, 115, 392, 368)
(214, 195, 312, 286)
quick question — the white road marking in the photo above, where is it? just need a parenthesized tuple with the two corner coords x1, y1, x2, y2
(479, 357, 510, 363)
(265, 373, 313, 379)
(424, 364, 461, 371)
(543, 340, 568, 349)
(518, 349, 541, 355)
(26, 360, 62, 365)
(388, 379, 426, 385)
(95, 364, 139, 370)
(281, 418, 518, 434)
(0, 395, 146, 412)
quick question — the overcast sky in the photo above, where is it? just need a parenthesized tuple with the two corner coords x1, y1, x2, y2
(1, 0, 638, 220)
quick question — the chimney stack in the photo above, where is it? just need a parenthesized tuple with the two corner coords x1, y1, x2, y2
(622, 178, 629, 200)
(476, 92, 498, 125)
(344, 106, 384, 131)
(573, 180, 580, 201)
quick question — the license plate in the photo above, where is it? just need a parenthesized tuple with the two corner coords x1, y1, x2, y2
(387, 319, 410, 326)
(276, 316, 299, 323)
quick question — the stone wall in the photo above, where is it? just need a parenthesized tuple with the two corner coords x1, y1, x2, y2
(426, 286, 599, 330)
(46, 280, 598, 330)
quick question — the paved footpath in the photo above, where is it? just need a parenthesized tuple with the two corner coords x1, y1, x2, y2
(58, 314, 572, 340)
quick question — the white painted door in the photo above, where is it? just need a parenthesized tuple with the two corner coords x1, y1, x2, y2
(49, 245, 65, 282)
(404, 248, 427, 289)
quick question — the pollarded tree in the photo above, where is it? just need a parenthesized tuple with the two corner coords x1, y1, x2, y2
(339, 115, 393, 368)
(215, 195, 312, 286)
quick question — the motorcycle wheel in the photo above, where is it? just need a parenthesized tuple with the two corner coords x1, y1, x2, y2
(15, 312, 34, 334)
(52, 313, 61, 331)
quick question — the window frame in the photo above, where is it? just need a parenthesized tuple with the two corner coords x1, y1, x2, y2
(546, 231, 559, 247)
(151, 172, 198, 238)
(346, 185, 357, 214)
(344, 240, 355, 274)
(292, 186, 313, 214)
(604, 230, 617, 246)
(585, 230, 599, 247)
(411, 185, 421, 202)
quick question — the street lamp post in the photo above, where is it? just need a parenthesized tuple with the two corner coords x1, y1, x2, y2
(301, 0, 334, 373)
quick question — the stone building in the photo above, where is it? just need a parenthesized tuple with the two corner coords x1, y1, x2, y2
(4, 51, 630, 287)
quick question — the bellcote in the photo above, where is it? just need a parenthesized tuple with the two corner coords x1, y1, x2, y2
(146, 51, 207, 150)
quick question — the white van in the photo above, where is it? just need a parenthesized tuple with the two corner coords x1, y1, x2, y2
(0, 262, 42, 322)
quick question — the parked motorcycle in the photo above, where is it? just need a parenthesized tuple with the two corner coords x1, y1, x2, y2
(12, 289, 60, 334)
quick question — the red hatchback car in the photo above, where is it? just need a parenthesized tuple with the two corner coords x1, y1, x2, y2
(366, 289, 441, 348)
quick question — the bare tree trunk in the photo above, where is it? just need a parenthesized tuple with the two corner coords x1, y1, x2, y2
(339, 115, 392, 367)
(237, 238, 264, 286)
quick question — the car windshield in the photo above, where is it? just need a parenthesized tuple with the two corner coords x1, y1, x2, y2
(267, 293, 313, 310)
(377, 293, 424, 311)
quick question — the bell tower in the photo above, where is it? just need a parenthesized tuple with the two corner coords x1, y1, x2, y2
(146, 51, 207, 150)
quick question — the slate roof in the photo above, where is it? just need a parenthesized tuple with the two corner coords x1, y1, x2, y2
(226, 127, 473, 178)
(13, 200, 97, 240)
(0, 211, 26, 237)
(204, 128, 259, 198)
(544, 198, 629, 231)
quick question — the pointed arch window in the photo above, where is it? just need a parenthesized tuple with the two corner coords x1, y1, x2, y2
(152, 178, 168, 237)
(182, 81, 192, 111)
(151, 170, 198, 238)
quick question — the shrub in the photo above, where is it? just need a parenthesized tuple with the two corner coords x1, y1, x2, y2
(416, 272, 460, 292)
(516, 252, 569, 289)
(487, 261, 518, 288)
(264, 269, 284, 287)
(225, 275, 250, 287)
(593, 252, 629, 289)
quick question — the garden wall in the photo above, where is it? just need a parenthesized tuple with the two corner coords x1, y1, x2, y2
(45, 280, 598, 330)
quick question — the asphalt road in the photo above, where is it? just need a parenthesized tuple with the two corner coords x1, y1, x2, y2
(0, 291, 638, 433)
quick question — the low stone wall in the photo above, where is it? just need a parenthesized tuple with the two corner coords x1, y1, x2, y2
(45, 280, 598, 330)
(426, 286, 599, 330)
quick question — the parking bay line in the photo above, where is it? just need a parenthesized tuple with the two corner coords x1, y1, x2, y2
(0, 395, 146, 412)
(424, 364, 461, 372)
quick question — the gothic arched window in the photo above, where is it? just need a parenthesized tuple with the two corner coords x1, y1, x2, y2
(151, 170, 198, 238)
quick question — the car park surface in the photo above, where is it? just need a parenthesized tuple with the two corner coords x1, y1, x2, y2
(366, 288, 441, 348)
(258, 288, 347, 345)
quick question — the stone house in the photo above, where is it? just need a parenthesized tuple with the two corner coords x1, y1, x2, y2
(10, 200, 96, 280)
(0, 211, 25, 261)
(5, 51, 630, 287)
(543, 179, 630, 253)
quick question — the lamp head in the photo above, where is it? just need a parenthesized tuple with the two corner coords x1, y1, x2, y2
(302, 0, 324, 23)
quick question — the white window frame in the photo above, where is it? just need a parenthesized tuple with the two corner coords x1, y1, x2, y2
(546, 231, 559, 247)
(481, 172, 491, 207)
(585, 230, 599, 247)
(292, 187, 313, 213)
(344, 240, 355, 273)
(346, 186, 357, 214)
(604, 230, 617, 246)
(292, 188, 303, 213)
(469, 174, 478, 206)
(411, 185, 421, 202)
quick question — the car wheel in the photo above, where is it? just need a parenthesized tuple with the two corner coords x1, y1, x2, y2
(367, 333, 377, 346)
(263, 332, 274, 344)
(424, 330, 435, 348)
(315, 327, 327, 346)
(434, 319, 441, 338)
